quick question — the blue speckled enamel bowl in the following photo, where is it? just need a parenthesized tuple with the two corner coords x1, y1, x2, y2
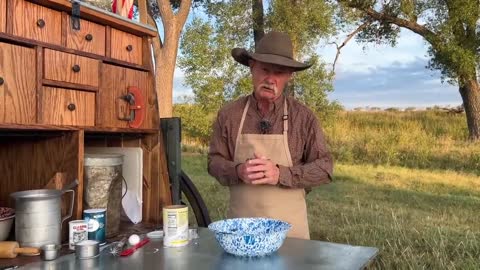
(208, 218, 291, 257)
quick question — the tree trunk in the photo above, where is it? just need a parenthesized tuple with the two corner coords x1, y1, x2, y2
(153, 18, 180, 118)
(148, 0, 191, 118)
(138, 0, 148, 24)
(252, 0, 264, 45)
(155, 36, 177, 118)
(459, 78, 480, 140)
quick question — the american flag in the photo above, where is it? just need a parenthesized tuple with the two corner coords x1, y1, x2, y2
(112, 0, 134, 19)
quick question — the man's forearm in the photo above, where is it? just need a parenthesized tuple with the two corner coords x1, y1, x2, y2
(207, 156, 241, 186)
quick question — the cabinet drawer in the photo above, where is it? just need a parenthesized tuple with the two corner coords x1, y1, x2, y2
(98, 64, 153, 128)
(110, 28, 142, 65)
(66, 16, 106, 56)
(0, 0, 6, 33)
(41, 87, 95, 126)
(44, 49, 99, 87)
(0, 42, 36, 124)
(11, 0, 61, 45)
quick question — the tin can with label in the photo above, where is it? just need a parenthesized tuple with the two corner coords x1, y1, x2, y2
(69, 220, 88, 250)
(83, 208, 106, 245)
(163, 205, 189, 247)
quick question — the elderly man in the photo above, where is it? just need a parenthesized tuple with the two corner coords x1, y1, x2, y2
(207, 31, 333, 239)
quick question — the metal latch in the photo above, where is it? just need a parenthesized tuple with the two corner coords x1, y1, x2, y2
(71, 1, 81, 30)
(117, 86, 146, 128)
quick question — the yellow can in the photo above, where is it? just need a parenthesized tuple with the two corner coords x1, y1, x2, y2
(163, 205, 189, 247)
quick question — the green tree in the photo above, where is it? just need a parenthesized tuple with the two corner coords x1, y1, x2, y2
(177, 0, 340, 117)
(338, 0, 480, 140)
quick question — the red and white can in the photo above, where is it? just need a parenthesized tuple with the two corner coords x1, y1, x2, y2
(69, 220, 88, 250)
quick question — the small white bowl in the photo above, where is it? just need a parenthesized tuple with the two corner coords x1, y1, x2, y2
(0, 214, 15, 241)
(146, 230, 164, 239)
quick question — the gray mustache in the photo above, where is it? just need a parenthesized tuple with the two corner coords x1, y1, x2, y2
(260, 84, 276, 91)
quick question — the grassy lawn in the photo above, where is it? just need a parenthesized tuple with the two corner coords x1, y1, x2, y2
(181, 152, 480, 269)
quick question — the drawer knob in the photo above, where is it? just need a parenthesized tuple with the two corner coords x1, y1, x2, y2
(72, 65, 81, 73)
(37, 19, 45, 28)
(85, 34, 93, 41)
(67, 103, 76, 111)
(126, 45, 133, 52)
(0, 77, 4, 86)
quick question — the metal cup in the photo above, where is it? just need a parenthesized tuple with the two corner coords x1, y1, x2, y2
(40, 244, 61, 261)
(75, 240, 100, 259)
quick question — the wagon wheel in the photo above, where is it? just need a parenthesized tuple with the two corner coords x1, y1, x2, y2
(179, 170, 211, 227)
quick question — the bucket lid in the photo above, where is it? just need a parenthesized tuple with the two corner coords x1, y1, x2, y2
(83, 208, 106, 214)
(84, 154, 123, 166)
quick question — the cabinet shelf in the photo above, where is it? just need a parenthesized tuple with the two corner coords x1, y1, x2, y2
(0, 124, 159, 134)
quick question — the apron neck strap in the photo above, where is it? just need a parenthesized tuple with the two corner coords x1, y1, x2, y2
(236, 96, 289, 138)
(237, 98, 251, 140)
(283, 99, 288, 133)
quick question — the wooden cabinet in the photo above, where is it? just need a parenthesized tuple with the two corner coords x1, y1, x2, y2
(11, 0, 62, 45)
(125, 68, 155, 129)
(66, 16, 106, 56)
(44, 49, 100, 87)
(0, 1, 170, 261)
(41, 87, 95, 126)
(98, 64, 153, 129)
(0, 0, 5, 33)
(110, 28, 143, 65)
(97, 64, 125, 128)
(0, 42, 36, 124)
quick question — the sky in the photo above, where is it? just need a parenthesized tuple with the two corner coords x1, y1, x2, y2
(172, 28, 462, 110)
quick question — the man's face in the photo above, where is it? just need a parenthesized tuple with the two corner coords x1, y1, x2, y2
(250, 60, 293, 102)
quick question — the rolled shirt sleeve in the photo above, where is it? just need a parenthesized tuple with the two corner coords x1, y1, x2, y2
(207, 108, 241, 186)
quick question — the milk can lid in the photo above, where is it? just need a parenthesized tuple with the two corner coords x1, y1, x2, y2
(84, 154, 124, 166)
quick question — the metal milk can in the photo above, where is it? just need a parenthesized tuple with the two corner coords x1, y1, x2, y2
(10, 189, 74, 247)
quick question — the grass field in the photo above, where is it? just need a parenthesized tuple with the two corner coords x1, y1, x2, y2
(178, 110, 480, 269)
(182, 153, 480, 269)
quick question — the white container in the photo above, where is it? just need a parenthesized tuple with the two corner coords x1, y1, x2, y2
(69, 220, 88, 250)
(83, 154, 123, 238)
(163, 205, 189, 247)
(85, 147, 143, 224)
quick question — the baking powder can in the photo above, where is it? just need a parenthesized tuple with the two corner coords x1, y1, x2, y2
(83, 208, 106, 245)
(163, 205, 189, 247)
(69, 220, 88, 250)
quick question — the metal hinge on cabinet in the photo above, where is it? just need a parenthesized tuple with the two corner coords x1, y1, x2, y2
(71, 1, 81, 30)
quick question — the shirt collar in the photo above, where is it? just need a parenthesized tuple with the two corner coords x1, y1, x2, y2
(249, 94, 284, 115)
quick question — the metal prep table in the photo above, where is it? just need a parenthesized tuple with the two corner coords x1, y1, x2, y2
(21, 228, 379, 270)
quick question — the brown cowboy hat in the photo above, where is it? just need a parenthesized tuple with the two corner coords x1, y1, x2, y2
(231, 31, 312, 71)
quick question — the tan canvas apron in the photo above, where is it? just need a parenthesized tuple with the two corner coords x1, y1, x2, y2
(229, 98, 310, 239)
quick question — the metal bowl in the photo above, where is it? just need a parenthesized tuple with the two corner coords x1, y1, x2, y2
(75, 240, 99, 259)
(0, 207, 15, 241)
(208, 218, 291, 257)
(40, 244, 61, 261)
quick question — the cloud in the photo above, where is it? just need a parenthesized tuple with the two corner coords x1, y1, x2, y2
(329, 57, 461, 108)
(318, 29, 429, 72)
(172, 28, 462, 108)
(317, 28, 461, 109)
(172, 68, 194, 102)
